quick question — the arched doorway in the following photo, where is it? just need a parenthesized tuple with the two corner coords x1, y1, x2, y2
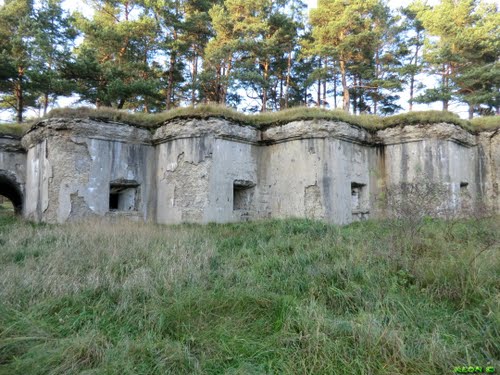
(0, 171, 23, 215)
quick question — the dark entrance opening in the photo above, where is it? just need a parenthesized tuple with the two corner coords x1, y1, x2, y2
(108, 179, 139, 212)
(0, 171, 23, 215)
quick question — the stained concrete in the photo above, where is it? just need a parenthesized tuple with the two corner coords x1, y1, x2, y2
(0, 116, 496, 224)
(21, 119, 154, 223)
(0, 135, 26, 213)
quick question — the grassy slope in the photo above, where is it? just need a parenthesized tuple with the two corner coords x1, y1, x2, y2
(0, 214, 498, 374)
(1, 106, 498, 137)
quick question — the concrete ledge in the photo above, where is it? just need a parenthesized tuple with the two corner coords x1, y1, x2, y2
(22, 118, 152, 149)
(154, 118, 260, 145)
(0, 135, 24, 153)
(261, 120, 374, 145)
(376, 123, 477, 147)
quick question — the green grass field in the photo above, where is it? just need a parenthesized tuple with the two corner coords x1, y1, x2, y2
(0, 213, 498, 374)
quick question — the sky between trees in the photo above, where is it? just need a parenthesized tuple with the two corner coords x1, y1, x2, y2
(0, 0, 498, 123)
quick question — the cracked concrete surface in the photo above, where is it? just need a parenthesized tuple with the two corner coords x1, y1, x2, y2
(1, 117, 497, 224)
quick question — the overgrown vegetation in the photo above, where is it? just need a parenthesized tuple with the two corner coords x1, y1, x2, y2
(0, 123, 32, 137)
(0, 213, 498, 374)
(43, 106, 500, 132)
(470, 116, 500, 132)
(1, 106, 497, 138)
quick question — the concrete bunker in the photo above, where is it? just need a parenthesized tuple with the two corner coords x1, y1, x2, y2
(0, 170, 23, 214)
(109, 179, 140, 212)
(10, 116, 498, 225)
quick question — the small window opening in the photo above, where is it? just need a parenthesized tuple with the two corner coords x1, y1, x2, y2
(460, 182, 470, 210)
(109, 192, 120, 210)
(109, 179, 139, 212)
(351, 182, 365, 211)
(460, 182, 470, 200)
(233, 180, 255, 211)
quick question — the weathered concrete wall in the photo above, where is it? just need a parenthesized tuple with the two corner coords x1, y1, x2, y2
(22, 119, 154, 223)
(0, 135, 26, 187)
(260, 120, 379, 225)
(4, 116, 497, 225)
(154, 118, 260, 224)
(477, 130, 500, 214)
(0, 135, 26, 213)
(377, 123, 482, 216)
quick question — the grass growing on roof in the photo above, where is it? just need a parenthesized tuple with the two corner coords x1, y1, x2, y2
(470, 115, 500, 131)
(45, 105, 385, 130)
(0, 122, 32, 137)
(32, 105, 500, 133)
(0, 214, 498, 374)
(47, 107, 164, 128)
(380, 110, 471, 130)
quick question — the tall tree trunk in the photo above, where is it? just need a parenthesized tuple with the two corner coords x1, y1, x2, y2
(220, 55, 232, 106)
(191, 53, 198, 105)
(322, 58, 327, 108)
(373, 50, 380, 115)
(409, 38, 420, 112)
(468, 103, 474, 119)
(222, 65, 227, 105)
(409, 74, 415, 112)
(16, 68, 23, 123)
(279, 75, 283, 110)
(352, 75, 358, 114)
(262, 60, 269, 112)
(442, 65, 449, 111)
(43, 92, 49, 117)
(317, 79, 321, 107)
(285, 47, 292, 109)
(215, 64, 222, 104)
(333, 61, 337, 109)
(316, 58, 321, 107)
(340, 59, 349, 112)
(166, 1, 179, 110)
(166, 49, 176, 110)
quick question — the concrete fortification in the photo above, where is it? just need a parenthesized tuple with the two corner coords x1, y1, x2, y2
(0, 111, 498, 224)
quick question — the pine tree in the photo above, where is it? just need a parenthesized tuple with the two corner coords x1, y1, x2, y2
(309, 0, 386, 112)
(0, 0, 37, 122)
(68, 0, 160, 109)
(399, 1, 426, 111)
(415, 0, 499, 116)
(31, 0, 76, 116)
(454, 2, 500, 117)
